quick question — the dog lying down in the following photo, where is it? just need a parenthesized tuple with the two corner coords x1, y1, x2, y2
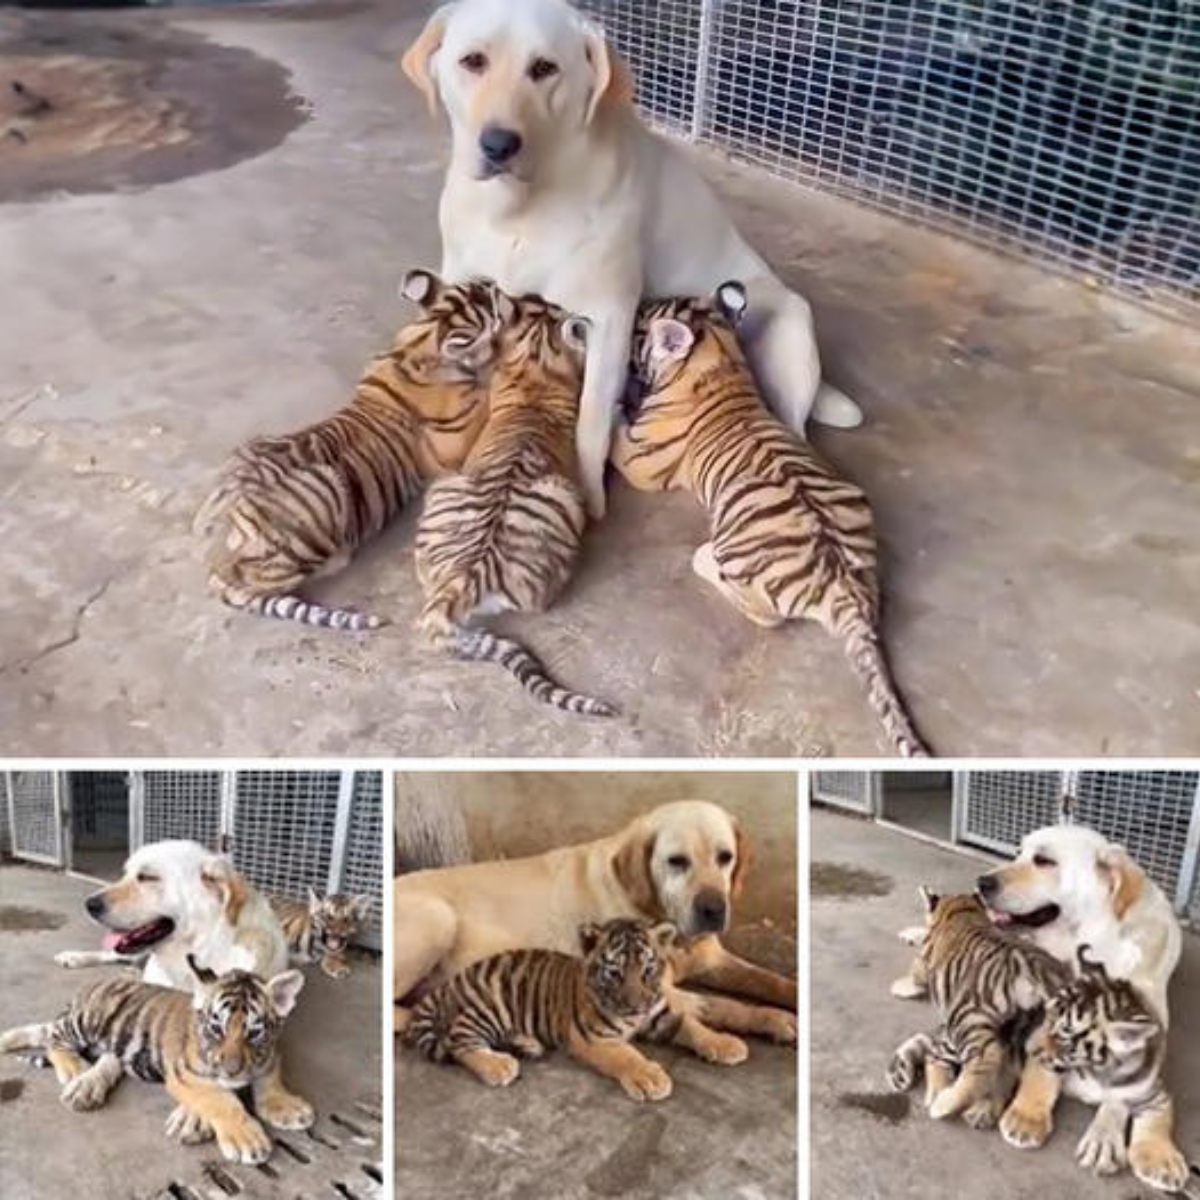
(54, 839, 289, 991)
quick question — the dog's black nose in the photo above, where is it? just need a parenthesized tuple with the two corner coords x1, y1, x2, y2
(85, 894, 105, 918)
(480, 125, 522, 165)
(977, 874, 998, 898)
(694, 891, 727, 932)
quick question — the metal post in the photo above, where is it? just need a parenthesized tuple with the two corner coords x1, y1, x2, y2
(327, 771, 356, 894)
(950, 772, 966, 844)
(868, 773, 883, 818)
(129, 771, 145, 850)
(1059, 770, 1080, 821)
(218, 772, 237, 856)
(1174, 777, 1200, 917)
(689, 0, 720, 142)
(4, 772, 14, 858)
(54, 772, 68, 869)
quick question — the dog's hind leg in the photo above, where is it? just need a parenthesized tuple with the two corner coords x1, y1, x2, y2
(740, 274, 862, 433)
(393, 892, 458, 1030)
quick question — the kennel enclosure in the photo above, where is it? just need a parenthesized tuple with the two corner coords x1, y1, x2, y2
(585, 0, 1200, 318)
(812, 768, 1200, 923)
(3, 770, 385, 948)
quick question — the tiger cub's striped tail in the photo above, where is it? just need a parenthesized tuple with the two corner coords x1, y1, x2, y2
(421, 600, 615, 718)
(242, 593, 386, 633)
(840, 615, 928, 757)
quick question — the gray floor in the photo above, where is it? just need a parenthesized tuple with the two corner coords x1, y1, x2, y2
(3, 0, 1200, 756)
(397, 923, 798, 1200)
(0, 863, 383, 1200)
(811, 807, 1200, 1200)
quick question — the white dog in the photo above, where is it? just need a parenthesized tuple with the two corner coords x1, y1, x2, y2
(976, 824, 1181, 1026)
(402, 0, 862, 519)
(54, 840, 288, 991)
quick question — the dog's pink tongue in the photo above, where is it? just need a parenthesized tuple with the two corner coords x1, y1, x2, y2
(102, 932, 123, 951)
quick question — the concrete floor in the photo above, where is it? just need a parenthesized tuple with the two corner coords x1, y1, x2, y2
(811, 807, 1200, 1200)
(0, 863, 383, 1200)
(397, 923, 798, 1200)
(2, 0, 1200, 756)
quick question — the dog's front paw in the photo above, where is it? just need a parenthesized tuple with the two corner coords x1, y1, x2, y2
(897, 926, 927, 947)
(1130, 1138, 1189, 1193)
(258, 1089, 315, 1131)
(1000, 1102, 1053, 1150)
(619, 1059, 673, 1103)
(695, 1031, 749, 1066)
(890, 975, 927, 1000)
(54, 951, 92, 969)
(216, 1116, 273, 1165)
(165, 1105, 214, 1144)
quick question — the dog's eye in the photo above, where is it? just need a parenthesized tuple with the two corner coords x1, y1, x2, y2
(136, 871, 158, 883)
(528, 57, 558, 82)
(1032, 853, 1056, 868)
(716, 850, 733, 867)
(460, 51, 488, 74)
(667, 855, 690, 872)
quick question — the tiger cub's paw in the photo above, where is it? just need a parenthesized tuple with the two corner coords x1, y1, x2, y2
(619, 1059, 673, 1103)
(320, 957, 351, 980)
(60, 1072, 111, 1111)
(886, 1053, 916, 1093)
(165, 1105, 214, 1144)
(1000, 1103, 1053, 1150)
(507, 1035, 547, 1060)
(890, 975, 927, 1000)
(473, 1051, 521, 1088)
(258, 1089, 315, 1131)
(963, 1096, 1005, 1130)
(1129, 1138, 1189, 1193)
(760, 1010, 797, 1045)
(696, 1031, 749, 1066)
(215, 1115, 273, 1165)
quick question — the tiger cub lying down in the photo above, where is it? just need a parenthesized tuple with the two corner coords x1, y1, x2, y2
(400, 919, 677, 1102)
(194, 272, 501, 631)
(611, 283, 927, 756)
(1026, 946, 1186, 1192)
(887, 889, 1069, 1127)
(415, 290, 614, 717)
(0, 955, 310, 1165)
(271, 888, 371, 979)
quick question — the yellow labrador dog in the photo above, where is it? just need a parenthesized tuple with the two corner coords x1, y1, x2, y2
(401, 0, 861, 519)
(396, 800, 797, 1090)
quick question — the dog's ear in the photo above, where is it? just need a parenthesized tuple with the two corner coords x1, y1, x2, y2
(1100, 845, 1144, 919)
(730, 819, 753, 902)
(201, 856, 249, 926)
(401, 4, 455, 116)
(612, 823, 662, 918)
(581, 20, 635, 124)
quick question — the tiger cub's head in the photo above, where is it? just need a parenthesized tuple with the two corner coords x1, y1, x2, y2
(578, 918, 679, 1020)
(186, 954, 305, 1089)
(626, 282, 749, 416)
(307, 887, 371, 956)
(396, 269, 510, 384)
(1033, 945, 1162, 1078)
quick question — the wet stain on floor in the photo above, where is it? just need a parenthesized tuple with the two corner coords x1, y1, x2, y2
(0, 904, 67, 932)
(0, 1078, 25, 1102)
(811, 862, 893, 898)
(836, 1089, 910, 1125)
(585, 1111, 669, 1196)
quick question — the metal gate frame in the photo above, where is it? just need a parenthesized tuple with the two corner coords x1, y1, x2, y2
(5, 770, 66, 866)
(811, 771, 880, 816)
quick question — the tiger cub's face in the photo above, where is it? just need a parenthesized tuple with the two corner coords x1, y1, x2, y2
(1034, 948, 1161, 1077)
(920, 887, 991, 938)
(307, 887, 371, 955)
(397, 270, 510, 385)
(578, 919, 678, 1019)
(187, 955, 305, 1088)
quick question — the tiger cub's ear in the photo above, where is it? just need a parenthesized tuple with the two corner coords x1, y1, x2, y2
(1108, 1015, 1159, 1055)
(714, 280, 748, 326)
(649, 922, 680, 953)
(266, 969, 306, 1019)
(186, 953, 218, 987)
(578, 923, 604, 955)
(307, 885, 322, 913)
(400, 268, 442, 308)
(351, 895, 373, 922)
(918, 885, 941, 915)
(647, 318, 694, 367)
(561, 315, 591, 353)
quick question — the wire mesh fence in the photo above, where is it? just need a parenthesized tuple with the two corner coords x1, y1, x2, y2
(954, 770, 1064, 854)
(584, 0, 1200, 318)
(341, 771, 385, 944)
(69, 772, 129, 849)
(5, 771, 61, 864)
(811, 770, 876, 814)
(138, 771, 224, 849)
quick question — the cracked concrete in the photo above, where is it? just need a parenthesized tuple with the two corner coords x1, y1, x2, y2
(2, 0, 1199, 755)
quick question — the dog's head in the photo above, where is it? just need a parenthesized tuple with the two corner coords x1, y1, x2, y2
(84, 840, 249, 956)
(975, 825, 1145, 933)
(401, 0, 634, 185)
(611, 800, 751, 939)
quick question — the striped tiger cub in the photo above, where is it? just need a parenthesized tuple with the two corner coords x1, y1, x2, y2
(271, 888, 371, 979)
(612, 283, 926, 756)
(1032, 946, 1186, 1191)
(414, 292, 614, 716)
(193, 271, 504, 631)
(401, 918, 678, 1101)
(886, 889, 1070, 1126)
(0, 955, 309, 1165)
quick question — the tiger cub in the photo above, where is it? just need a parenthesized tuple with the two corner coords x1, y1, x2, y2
(401, 919, 677, 1101)
(414, 292, 614, 716)
(271, 888, 371, 979)
(0, 955, 309, 1165)
(193, 271, 502, 631)
(612, 283, 926, 755)
(886, 889, 1070, 1126)
(1031, 946, 1186, 1191)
